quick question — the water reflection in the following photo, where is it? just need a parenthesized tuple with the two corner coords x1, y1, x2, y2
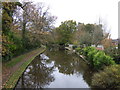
(45, 50, 89, 75)
(15, 49, 94, 88)
(40, 54, 50, 60)
(16, 56, 55, 88)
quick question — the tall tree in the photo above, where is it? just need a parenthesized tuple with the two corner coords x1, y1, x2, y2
(56, 20, 77, 45)
(92, 24, 103, 46)
(73, 23, 94, 46)
(21, 2, 34, 48)
(2, 2, 22, 60)
(12, 2, 56, 48)
(20, 2, 56, 47)
(2, 2, 22, 34)
(72, 23, 108, 47)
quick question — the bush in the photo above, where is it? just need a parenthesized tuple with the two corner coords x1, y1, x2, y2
(93, 51, 115, 69)
(87, 49, 98, 64)
(75, 47, 81, 52)
(92, 65, 120, 89)
(83, 47, 96, 56)
(104, 47, 120, 64)
(75, 47, 83, 54)
(82, 46, 115, 70)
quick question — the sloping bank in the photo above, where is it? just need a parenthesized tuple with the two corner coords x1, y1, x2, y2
(3, 46, 46, 89)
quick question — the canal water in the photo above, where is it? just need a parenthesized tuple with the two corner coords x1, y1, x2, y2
(15, 49, 94, 88)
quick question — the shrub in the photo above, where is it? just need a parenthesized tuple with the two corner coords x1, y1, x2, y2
(93, 51, 115, 69)
(87, 49, 98, 64)
(92, 65, 120, 89)
(75, 47, 81, 52)
(83, 46, 96, 56)
(82, 46, 115, 70)
(104, 47, 120, 64)
(75, 47, 83, 54)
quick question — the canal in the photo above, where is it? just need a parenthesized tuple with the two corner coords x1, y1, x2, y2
(15, 49, 94, 88)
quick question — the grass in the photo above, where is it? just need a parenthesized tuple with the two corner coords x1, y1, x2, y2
(3, 47, 46, 89)
(4, 47, 44, 68)
(5, 55, 25, 68)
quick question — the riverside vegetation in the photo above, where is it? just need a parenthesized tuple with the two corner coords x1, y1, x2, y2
(1, 1, 120, 89)
(75, 46, 120, 89)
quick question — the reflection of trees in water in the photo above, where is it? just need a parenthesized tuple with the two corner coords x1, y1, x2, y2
(17, 56, 55, 88)
(45, 49, 94, 87)
(16, 49, 95, 88)
(45, 50, 89, 75)
(46, 50, 76, 75)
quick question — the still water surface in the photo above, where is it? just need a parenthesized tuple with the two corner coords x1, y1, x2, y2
(15, 49, 94, 88)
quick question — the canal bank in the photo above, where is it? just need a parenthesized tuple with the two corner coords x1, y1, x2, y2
(2, 46, 46, 89)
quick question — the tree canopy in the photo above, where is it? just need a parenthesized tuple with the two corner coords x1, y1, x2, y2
(55, 20, 77, 45)
(2, 2, 56, 61)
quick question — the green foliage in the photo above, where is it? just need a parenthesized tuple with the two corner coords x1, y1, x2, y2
(56, 20, 77, 45)
(104, 47, 120, 64)
(74, 23, 106, 47)
(75, 47, 81, 52)
(2, 2, 24, 61)
(93, 51, 115, 69)
(2, 2, 22, 34)
(2, 32, 24, 61)
(92, 65, 120, 89)
(83, 46, 96, 56)
(84, 24, 94, 33)
(87, 49, 98, 64)
(82, 47, 115, 70)
(75, 47, 83, 55)
(2, 2, 46, 61)
(79, 32, 92, 46)
(4, 47, 46, 88)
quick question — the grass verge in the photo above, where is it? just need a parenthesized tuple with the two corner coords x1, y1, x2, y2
(3, 47, 46, 89)
(5, 55, 25, 68)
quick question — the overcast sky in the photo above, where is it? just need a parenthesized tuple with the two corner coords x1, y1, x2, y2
(32, 0, 119, 39)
